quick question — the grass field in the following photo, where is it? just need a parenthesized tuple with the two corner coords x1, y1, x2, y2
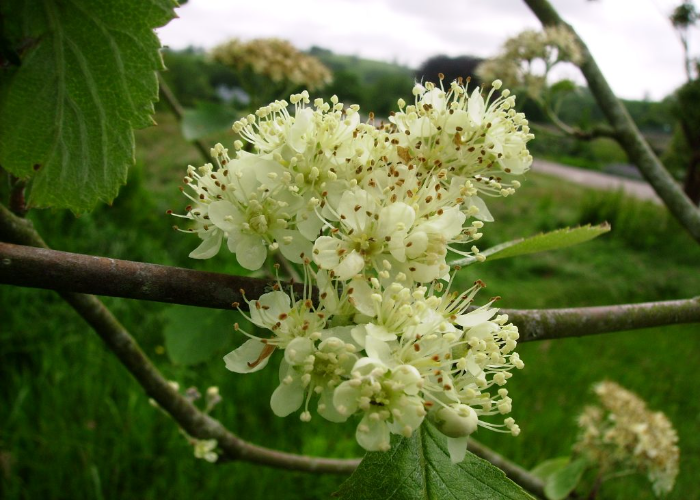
(1, 113, 699, 499)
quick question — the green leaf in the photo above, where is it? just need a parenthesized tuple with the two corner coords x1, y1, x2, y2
(0, 0, 177, 212)
(163, 306, 236, 366)
(334, 422, 534, 500)
(543, 458, 588, 500)
(181, 101, 239, 141)
(451, 223, 610, 267)
(530, 457, 571, 481)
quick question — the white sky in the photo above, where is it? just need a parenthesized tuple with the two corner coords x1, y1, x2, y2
(158, 0, 700, 101)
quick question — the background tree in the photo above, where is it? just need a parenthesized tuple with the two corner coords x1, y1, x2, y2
(416, 54, 484, 87)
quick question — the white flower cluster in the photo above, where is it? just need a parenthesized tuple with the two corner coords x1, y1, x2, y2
(575, 381, 680, 497)
(176, 79, 532, 462)
(476, 26, 583, 100)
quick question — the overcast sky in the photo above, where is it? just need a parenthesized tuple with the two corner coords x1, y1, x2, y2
(158, 0, 700, 101)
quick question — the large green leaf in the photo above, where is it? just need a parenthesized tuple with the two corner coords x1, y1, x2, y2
(335, 422, 533, 500)
(0, 0, 177, 212)
(451, 223, 610, 267)
(181, 101, 239, 141)
(163, 306, 237, 366)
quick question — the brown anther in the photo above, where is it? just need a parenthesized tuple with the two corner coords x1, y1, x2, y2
(247, 343, 276, 368)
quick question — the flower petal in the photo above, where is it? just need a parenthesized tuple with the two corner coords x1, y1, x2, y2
(455, 307, 498, 328)
(235, 234, 267, 270)
(447, 436, 469, 464)
(223, 339, 271, 373)
(333, 381, 360, 417)
(249, 291, 291, 327)
(349, 278, 376, 317)
(208, 200, 243, 233)
(334, 250, 365, 281)
(285, 337, 315, 365)
(318, 387, 348, 423)
(189, 231, 222, 260)
(270, 376, 304, 417)
(356, 413, 390, 452)
(465, 196, 494, 223)
(274, 229, 312, 264)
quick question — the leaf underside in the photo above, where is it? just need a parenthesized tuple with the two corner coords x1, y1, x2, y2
(452, 223, 611, 266)
(334, 422, 533, 500)
(0, 0, 177, 212)
(163, 306, 237, 366)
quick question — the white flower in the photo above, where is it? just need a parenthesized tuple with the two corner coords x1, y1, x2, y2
(389, 80, 533, 199)
(224, 287, 327, 374)
(333, 359, 426, 451)
(178, 81, 535, 459)
(270, 330, 358, 422)
(312, 175, 474, 283)
(193, 439, 218, 463)
(176, 148, 311, 269)
(575, 381, 680, 496)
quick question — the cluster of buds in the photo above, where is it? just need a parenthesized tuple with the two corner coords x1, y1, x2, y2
(211, 38, 332, 91)
(575, 381, 680, 496)
(175, 78, 533, 461)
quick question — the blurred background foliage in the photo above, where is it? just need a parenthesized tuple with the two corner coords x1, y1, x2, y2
(160, 41, 682, 181)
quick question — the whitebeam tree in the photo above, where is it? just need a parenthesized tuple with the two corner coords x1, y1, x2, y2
(0, 0, 697, 499)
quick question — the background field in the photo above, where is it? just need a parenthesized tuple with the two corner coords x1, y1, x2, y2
(1, 110, 699, 499)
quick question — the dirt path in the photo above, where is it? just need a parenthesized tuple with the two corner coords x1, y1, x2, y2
(532, 159, 661, 204)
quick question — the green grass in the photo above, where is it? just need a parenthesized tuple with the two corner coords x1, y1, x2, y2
(2, 116, 700, 499)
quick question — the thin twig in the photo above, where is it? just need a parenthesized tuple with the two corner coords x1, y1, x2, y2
(1, 237, 698, 342)
(523, 0, 700, 244)
(468, 439, 547, 499)
(541, 102, 616, 141)
(0, 203, 357, 474)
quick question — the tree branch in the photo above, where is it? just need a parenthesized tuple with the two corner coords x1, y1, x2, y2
(0, 241, 303, 311)
(2, 239, 698, 342)
(60, 290, 359, 473)
(468, 440, 546, 498)
(510, 298, 700, 341)
(523, 0, 700, 244)
(541, 102, 617, 141)
(0, 203, 357, 474)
